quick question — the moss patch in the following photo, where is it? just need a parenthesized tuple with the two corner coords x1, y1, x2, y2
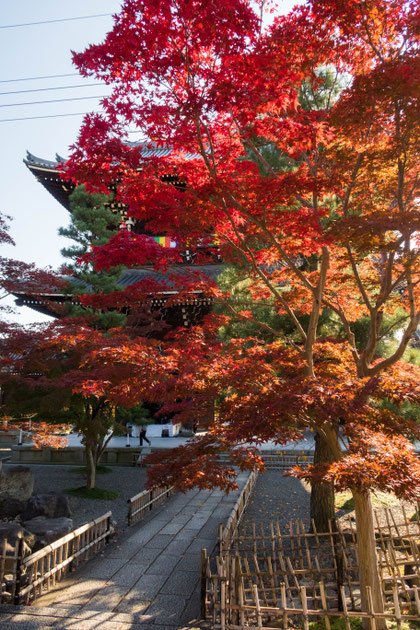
(64, 486, 119, 500)
(68, 466, 113, 475)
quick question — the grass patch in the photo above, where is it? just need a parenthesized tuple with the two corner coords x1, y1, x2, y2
(335, 490, 403, 512)
(272, 617, 419, 630)
(309, 618, 363, 630)
(269, 617, 363, 629)
(68, 466, 113, 475)
(64, 486, 119, 500)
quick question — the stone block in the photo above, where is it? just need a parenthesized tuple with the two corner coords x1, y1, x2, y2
(22, 492, 72, 520)
(0, 496, 27, 519)
(0, 465, 34, 500)
(23, 516, 74, 548)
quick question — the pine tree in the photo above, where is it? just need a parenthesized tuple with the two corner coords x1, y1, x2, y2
(59, 185, 127, 329)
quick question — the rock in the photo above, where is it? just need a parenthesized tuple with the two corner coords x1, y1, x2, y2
(22, 493, 72, 520)
(0, 466, 34, 501)
(0, 496, 27, 519)
(23, 517, 74, 550)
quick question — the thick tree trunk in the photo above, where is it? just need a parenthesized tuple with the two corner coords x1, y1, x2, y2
(86, 446, 96, 489)
(310, 430, 336, 532)
(352, 489, 386, 630)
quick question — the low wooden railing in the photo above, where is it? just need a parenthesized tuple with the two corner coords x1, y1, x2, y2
(261, 450, 314, 469)
(6, 512, 114, 605)
(127, 485, 175, 526)
(218, 470, 258, 555)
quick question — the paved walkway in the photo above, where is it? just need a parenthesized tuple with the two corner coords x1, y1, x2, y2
(0, 472, 249, 630)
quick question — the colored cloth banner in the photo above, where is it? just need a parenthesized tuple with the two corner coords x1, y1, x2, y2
(153, 236, 177, 248)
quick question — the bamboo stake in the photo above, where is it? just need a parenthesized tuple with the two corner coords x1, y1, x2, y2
(220, 576, 226, 630)
(238, 571, 245, 627)
(267, 555, 277, 607)
(270, 521, 276, 557)
(319, 580, 332, 630)
(411, 585, 420, 617)
(389, 510, 410, 560)
(253, 553, 269, 606)
(278, 552, 295, 609)
(393, 585, 402, 630)
(300, 586, 310, 630)
(311, 519, 321, 547)
(253, 584, 263, 630)
(200, 548, 208, 620)
(281, 582, 288, 630)
(340, 585, 352, 630)
(366, 585, 377, 630)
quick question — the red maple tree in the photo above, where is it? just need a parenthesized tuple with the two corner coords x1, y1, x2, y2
(65, 0, 420, 620)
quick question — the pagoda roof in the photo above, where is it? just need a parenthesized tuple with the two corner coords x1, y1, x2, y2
(12, 264, 222, 319)
(24, 142, 198, 211)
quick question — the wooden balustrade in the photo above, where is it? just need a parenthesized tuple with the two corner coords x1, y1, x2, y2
(127, 485, 175, 526)
(0, 512, 113, 605)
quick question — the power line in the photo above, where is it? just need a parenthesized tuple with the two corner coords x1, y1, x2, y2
(0, 111, 99, 123)
(0, 95, 108, 108)
(0, 73, 79, 84)
(0, 13, 113, 29)
(0, 84, 106, 96)
(0, 111, 141, 132)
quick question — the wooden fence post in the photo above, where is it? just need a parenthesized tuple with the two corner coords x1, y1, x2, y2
(13, 537, 24, 605)
(105, 515, 112, 544)
(200, 548, 208, 620)
(218, 523, 224, 554)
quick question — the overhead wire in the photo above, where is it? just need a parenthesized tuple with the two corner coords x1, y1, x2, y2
(0, 95, 108, 108)
(0, 84, 107, 96)
(0, 111, 100, 123)
(0, 73, 80, 84)
(0, 110, 141, 131)
(0, 13, 113, 29)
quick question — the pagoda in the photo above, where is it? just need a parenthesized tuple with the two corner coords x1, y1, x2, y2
(16, 146, 222, 328)
(13, 145, 222, 437)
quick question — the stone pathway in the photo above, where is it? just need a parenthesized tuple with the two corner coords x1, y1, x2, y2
(0, 472, 249, 630)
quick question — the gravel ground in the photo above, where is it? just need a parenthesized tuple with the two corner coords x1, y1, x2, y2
(241, 470, 311, 533)
(240, 470, 418, 535)
(22, 464, 148, 529)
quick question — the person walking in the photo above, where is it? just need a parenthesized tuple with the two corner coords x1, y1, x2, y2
(139, 427, 151, 446)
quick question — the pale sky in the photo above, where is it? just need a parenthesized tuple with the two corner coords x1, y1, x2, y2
(0, 0, 300, 326)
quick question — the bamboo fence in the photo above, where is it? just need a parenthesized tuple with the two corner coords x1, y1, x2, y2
(202, 506, 420, 629)
(1, 511, 114, 605)
(0, 537, 22, 604)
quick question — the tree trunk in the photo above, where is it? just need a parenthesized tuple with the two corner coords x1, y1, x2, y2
(310, 430, 336, 532)
(352, 489, 386, 630)
(86, 446, 96, 489)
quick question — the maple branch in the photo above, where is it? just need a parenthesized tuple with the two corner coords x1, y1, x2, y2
(333, 303, 360, 363)
(341, 153, 365, 218)
(346, 244, 373, 313)
(361, 19, 385, 63)
(240, 134, 279, 178)
(366, 313, 420, 378)
(215, 297, 304, 356)
(304, 246, 330, 376)
(219, 212, 308, 344)
(377, 315, 409, 342)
